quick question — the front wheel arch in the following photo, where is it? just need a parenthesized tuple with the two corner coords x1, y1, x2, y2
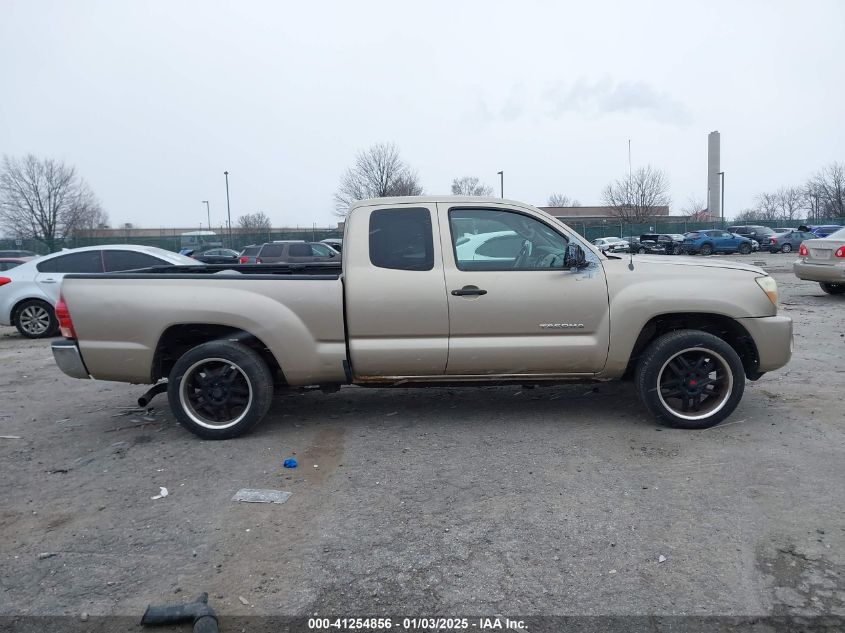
(623, 312, 760, 381)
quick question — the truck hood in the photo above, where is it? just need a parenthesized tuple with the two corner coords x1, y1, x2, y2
(613, 254, 766, 275)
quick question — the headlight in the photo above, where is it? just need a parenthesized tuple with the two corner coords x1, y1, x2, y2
(755, 275, 778, 305)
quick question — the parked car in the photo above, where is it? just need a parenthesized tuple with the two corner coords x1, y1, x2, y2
(456, 230, 523, 262)
(793, 227, 845, 294)
(0, 245, 195, 338)
(681, 230, 754, 255)
(0, 257, 35, 271)
(639, 234, 685, 255)
(186, 248, 241, 264)
(51, 196, 791, 439)
(632, 240, 667, 255)
(727, 225, 777, 242)
(809, 225, 844, 238)
(772, 227, 797, 234)
(592, 237, 630, 253)
(766, 229, 816, 254)
(0, 250, 37, 258)
(320, 238, 343, 253)
(238, 241, 339, 264)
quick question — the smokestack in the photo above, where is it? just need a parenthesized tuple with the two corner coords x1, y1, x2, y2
(707, 131, 721, 217)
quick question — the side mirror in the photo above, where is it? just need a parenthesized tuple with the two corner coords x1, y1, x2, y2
(564, 244, 587, 270)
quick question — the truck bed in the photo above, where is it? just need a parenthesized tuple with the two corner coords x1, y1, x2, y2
(60, 264, 347, 385)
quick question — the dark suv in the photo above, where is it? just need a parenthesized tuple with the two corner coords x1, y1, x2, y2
(639, 234, 685, 255)
(726, 225, 777, 242)
(239, 241, 339, 264)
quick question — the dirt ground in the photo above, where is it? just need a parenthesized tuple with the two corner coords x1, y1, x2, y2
(0, 253, 843, 626)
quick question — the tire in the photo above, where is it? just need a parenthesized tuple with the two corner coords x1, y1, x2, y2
(635, 330, 745, 430)
(699, 243, 714, 256)
(738, 243, 752, 255)
(167, 340, 274, 440)
(637, 247, 647, 254)
(14, 299, 59, 339)
(781, 243, 792, 254)
(820, 282, 845, 295)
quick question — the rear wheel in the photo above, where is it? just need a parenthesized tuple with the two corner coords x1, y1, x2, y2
(820, 282, 845, 295)
(637, 247, 647, 254)
(168, 341, 274, 439)
(700, 243, 714, 256)
(738, 243, 752, 255)
(635, 330, 745, 429)
(781, 243, 792, 254)
(14, 299, 58, 339)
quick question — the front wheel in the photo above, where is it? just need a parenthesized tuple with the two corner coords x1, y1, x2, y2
(820, 282, 845, 295)
(168, 341, 274, 439)
(14, 299, 59, 339)
(637, 247, 646, 254)
(739, 243, 752, 255)
(635, 330, 745, 429)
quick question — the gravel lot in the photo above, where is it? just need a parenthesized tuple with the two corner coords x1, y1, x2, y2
(1, 253, 843, 625)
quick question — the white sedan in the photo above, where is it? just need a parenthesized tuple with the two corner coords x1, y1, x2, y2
(0, 245, 195, 338)
(593, 237, 630, 253)
(455, 230, 523, 262)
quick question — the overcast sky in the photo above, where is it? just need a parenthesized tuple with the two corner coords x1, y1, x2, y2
(2, 0, 843, 229)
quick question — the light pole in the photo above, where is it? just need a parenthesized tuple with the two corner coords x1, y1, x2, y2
(718, 171, 725, 225)
(223, 171, 232, 245)
(202, 200, 211, 230)
(497, 171, 504, 198)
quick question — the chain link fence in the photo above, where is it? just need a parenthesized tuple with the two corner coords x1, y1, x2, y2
(1, 218, 842, 256)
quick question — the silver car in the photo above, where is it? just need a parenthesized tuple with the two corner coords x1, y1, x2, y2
(793, 227, 845, 294)
(767, 229, 816, 254)
(592, 237, 630, 253)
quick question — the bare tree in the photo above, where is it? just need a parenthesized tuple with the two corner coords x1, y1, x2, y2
(774, 186, 806, 221)
(753, 191, 781, 221)
(546, 193, 581, 207)
(0, 154, 103, 251)
(601, 165, 671, 223)
(334, 143, 423, 216)
(732, 209, 764, 223)
(72, 205, 110, 234)
(680, 196, 706, 218)
(237, 211, 272, 231)
(807, 162, 845, 219)
(451, 176, 493, 197)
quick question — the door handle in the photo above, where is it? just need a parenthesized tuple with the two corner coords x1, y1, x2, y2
(451, 286, 487, 296)
(41, 278, 57, 283)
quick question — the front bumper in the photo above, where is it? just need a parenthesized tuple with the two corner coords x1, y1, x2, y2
(52, 340, 91, 379)
(793, 260, 845, 283)
(737, 315, 793, 373)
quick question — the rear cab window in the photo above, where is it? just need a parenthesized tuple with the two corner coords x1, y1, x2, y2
(369, 208, 434, 271)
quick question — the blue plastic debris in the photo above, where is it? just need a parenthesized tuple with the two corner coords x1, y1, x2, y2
(283, 458, 298, 469)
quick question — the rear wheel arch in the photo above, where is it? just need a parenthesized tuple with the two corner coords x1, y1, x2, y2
(623, 313, 760, 380)
(152, 324, 284, 385)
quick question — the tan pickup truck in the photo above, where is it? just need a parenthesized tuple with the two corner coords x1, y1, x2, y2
(52, 197, 792, 439)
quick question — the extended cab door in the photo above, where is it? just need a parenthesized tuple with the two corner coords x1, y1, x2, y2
(345, 204, 449, 377)
(438, 204, 610, 375)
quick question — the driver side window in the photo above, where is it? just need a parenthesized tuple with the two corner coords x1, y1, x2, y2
(449, 208, 568, 271)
